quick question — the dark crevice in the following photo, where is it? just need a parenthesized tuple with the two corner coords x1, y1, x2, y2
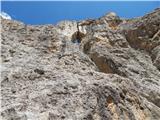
(71, 22, 85, 44)
(77, 22, 81, 43)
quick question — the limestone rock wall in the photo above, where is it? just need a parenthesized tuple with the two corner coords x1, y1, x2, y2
(1, 8, 160, 120)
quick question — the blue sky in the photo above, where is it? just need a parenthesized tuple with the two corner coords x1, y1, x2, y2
(1, 1, 160, 25)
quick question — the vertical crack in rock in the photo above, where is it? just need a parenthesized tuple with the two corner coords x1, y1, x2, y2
(71, 22, 85, 44)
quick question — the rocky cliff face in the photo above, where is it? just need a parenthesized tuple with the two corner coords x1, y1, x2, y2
(1, 8, 160, 120)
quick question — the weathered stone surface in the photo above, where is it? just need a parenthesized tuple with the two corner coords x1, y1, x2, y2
(1, 8, 160, 120)
(119, 8, 160, 51)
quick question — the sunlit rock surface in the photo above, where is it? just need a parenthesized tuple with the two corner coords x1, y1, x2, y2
(1, 8, 160, 120)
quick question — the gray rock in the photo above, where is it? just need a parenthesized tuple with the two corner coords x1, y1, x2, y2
(1, 9, 160, 120)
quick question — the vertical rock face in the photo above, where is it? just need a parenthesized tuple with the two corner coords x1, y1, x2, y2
(1, 8, 160, 120)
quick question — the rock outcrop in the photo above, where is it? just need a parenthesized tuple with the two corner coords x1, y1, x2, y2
(1, 8, 160, 120)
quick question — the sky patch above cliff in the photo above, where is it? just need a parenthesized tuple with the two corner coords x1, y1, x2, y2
(1, 1, 160, 24)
